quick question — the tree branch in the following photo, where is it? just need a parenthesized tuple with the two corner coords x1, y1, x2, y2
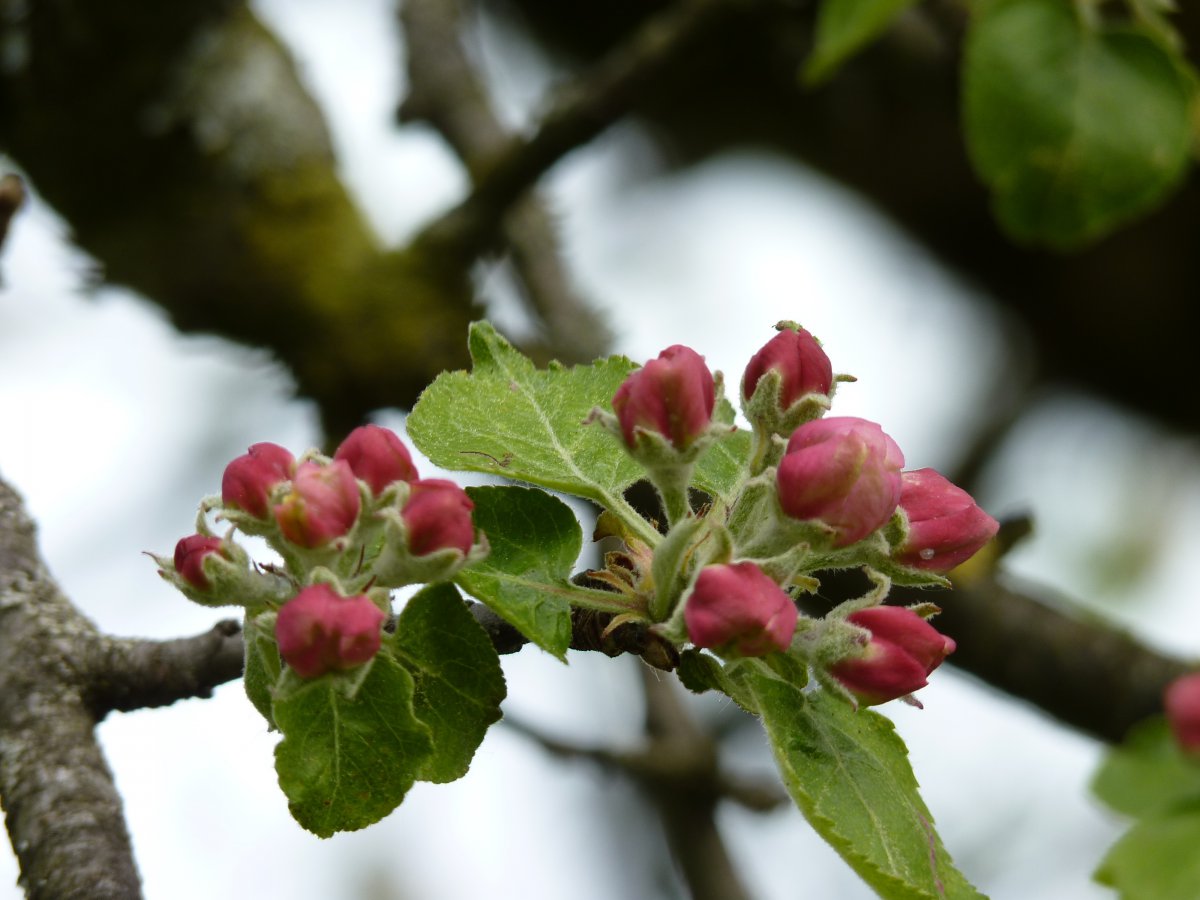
(505, 665, 778, 900)
(0, 476, 142, 900)
(409, 0, 750, 261)
(85, 621, 245, 718)
(898, 572, 1191, 744)
(399, 0, 613, 363)
(0, 174, 26, 255)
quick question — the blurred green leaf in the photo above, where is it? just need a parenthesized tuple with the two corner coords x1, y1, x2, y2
(1092, 717, 1200, 818)
(804, 0, 919, 84)
(963, 0, 1194, 247)
(1095, 800, 1200, 899)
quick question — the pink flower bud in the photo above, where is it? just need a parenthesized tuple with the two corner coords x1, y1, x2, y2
(173, 534, 224, 589)
(221, 442, 295, 518)
(830, 606, 956, 706)
(894, 468, 999, 571)
(275, 584, 386, 679)
(402, 479, 475, 556)
(684, 562, 798, 656)
(743, 327, 833, 408)
(334, 424, 419, 495)
(612, 345, 715, 450)
(776, 417, 904, 547)
(1165, 673, 1200, 755)
(274, 460, 361, 548)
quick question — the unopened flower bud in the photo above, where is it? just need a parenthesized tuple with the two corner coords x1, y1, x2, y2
(830, 606, 955, 706)
(173, 534, 225, 590)
(684, 562, 798, 656)
(612, 345, 715, 451)
(894, 468, 999, 571)
(1165, 673, 1200, 755)
(743, 326, 833, 409)
(402, 479, 475, 556)
(776, 417, 904, 547)
(334, 424, 419, 495)
(274, 460, 361, 548)
(275, 584, 385, 679)
(222, 442, 295, 518)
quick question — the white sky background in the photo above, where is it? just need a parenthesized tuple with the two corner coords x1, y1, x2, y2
(4, 0, 1198, 897)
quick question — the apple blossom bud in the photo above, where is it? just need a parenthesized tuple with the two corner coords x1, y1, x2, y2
(612, 345, 715, 450)
(334, 424, 419, 495)
(776, 416, 904, 546)
(274, 460, 361, 548)
(402, 479, 475, 556)
(894, 468, 999, 571)
(1164, 673, 1200, 755)
(275, 584, 386, 679)
(743, 326, 833, 409)
(830, 606, 955, 705)
(221, 442, 295, 518)
(173, 534, 225, 590)
(684, 562, 798, 656)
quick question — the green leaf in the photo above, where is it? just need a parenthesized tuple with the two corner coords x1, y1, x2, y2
(963, 0, 1194, 247)
(675, 649, 760, 714)
(392, 583, 506, 783)
(273, 655, 434, 837)
(692, 397, 752, 506)
(1093, 717, 1200, 818)
(1095, 800, 1200, 899)
(407, 322, 653, 542)
(750, 676, 986, 899)
(455, 485, 582, 659)
(243, 611, 281, 728)
(804, 0, 919, 85)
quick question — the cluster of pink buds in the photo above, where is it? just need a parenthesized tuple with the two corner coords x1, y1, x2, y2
(160, 424, 484, 680)
(603, 321, 994, 706)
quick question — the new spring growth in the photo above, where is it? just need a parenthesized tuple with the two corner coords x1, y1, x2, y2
(741, 323, 838, 471)
(1165, 673, 1200, 755)
(743, 325, 834, 410)
(585, 325, 994, 705)
(776, 416, 905, 547)
(829, 606, 956, 706)
(273, 459, 362, 550)
(684, 562, 798, 656)
(275, 583, 386, 679)
(613, 344, 715, 452)
(602, 344, 726, 526)
(335, 424, 420, 495)
(160, 424, 483, 625)
(173, 534, 225, 590)
(402, 479, 476, 556)
(894, 468, 999, 571)
(221, 442, 296, 518)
